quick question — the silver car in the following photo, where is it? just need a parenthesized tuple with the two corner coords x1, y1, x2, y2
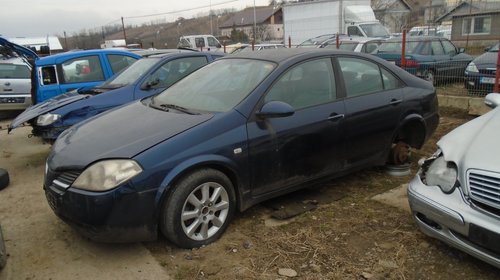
(408, 93, 500, 268)
(0, 57, 32, 110)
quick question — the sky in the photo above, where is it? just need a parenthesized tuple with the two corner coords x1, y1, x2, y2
(0, 0, 270, 38)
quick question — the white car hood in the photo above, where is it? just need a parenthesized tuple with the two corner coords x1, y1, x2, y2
(438, 108, 500, 176)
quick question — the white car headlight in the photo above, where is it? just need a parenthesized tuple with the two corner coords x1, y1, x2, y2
(72, 159, 143, 192)
(465, 62, 478, 73)
(37, 113, 61, 126)
(423, 155, 458, 193)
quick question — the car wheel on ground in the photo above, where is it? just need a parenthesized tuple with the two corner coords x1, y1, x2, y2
(160, 168, 236, 248)
(0, 169, 9, 190)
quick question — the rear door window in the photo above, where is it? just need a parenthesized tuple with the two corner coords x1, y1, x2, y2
(339, 57, 383, 97)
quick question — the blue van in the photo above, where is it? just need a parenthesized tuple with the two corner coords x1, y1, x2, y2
(35, 49, 141, 103)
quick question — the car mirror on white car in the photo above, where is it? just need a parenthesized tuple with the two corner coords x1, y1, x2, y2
(484, 93, 500, 109)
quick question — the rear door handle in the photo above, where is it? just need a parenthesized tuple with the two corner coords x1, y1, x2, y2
(389, 99, 402, 105)
(328, 114, 345, 121)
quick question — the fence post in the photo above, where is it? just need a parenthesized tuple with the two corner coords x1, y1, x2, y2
(401, 29, 407, 68)
(336, 33, 339, 49)
(223, 42, 226, 53)
(495, 38, 500, 93)
(288, 36, 291, 48)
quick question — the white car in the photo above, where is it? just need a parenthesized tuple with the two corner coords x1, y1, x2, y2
(322, 37, 384, 53)
(408, 93, 500, 268)
(0, 57, 32, 111)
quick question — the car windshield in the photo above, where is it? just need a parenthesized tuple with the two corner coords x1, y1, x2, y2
(298, 35, 333, 47)
(0, 64, 30, 79)
(359, 23, 390, 37)
(490, 43, 499, 52)
(152, 59, 276, 113)
(377, 41, 419, 53)
(100, 57, 159, 88)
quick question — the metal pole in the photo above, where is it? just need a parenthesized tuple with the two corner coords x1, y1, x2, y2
(121, 17, 127, 42)
(401, 29, 407, 68)
(210, 0, 213, 35)
(495, 38, 500, 93)
(253, 0, 257, 42)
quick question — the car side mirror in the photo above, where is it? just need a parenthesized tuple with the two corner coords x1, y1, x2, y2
(458, 47, 465, 53)
(256, 101, 295, 119)
(142, 79, 160, 90)
(485, 47, 491, 52)
(485, 93, 500, 109)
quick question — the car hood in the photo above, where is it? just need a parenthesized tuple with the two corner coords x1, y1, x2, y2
(438, 107, 500, 173)
(49, 100, 213, 170)
(9, 91, 89, 130)
(472, 51, 498, 68)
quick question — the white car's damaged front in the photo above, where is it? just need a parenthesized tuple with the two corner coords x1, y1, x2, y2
(408, 93, 500, 269)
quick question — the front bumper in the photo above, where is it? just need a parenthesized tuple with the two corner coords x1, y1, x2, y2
(408, 173, 500, 269)
(44, 180, 159, 242)
(464, 74, 497, 95)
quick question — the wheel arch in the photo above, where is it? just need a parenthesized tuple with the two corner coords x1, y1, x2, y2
(392, 113, 427, 149)
(154, 155, 244, 220)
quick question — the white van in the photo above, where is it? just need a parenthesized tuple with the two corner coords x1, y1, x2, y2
(178, 35, 222, 52)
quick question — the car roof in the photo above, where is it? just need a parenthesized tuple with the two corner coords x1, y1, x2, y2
(0, 56, 29, 65)
(386, 36, 444, 42)
(36, 49, 142, 65)
(339, 37, 383, 43)
(147, 50, 223, 59)
(224, 48, 376, 64)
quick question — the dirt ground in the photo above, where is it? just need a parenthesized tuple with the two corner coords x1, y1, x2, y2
(1, 107, 499, 279)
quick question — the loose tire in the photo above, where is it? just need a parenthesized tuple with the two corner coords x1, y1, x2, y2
(0, 169, 9, 191)
(160, 168, 236, 248)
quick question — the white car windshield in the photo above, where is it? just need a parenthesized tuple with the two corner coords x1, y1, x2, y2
(152, 59, 276, 113)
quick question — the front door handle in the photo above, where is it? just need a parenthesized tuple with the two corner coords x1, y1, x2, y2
(328, 114, 345, 121)
(389, 99, 402, 105)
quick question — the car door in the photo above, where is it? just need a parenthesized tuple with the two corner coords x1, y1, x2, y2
(337, 56, 403, 167)
(56, 55, 106, 97)
(429, 40, 450, 79)
(247, 58, 346, 196)
(442, 39, 470, 81)
(136, 55, 209, 99)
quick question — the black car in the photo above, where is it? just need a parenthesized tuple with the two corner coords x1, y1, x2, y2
(44, 49, 439, 248)
(464, 42, 499, 95)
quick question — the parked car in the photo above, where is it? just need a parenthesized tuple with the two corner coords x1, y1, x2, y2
(464, 42, 499, 95)
(34, 49, 141, 103)
(0, 37, 38, 111)
(0, 57, 32, 111)
(374, 36, 473, 85)
(322, 37, 385, 53)
(44, 49, 439, 247)
(9, 50, 224, 140)
(177, 35, 222, 52)
(408, 93, 500, 269)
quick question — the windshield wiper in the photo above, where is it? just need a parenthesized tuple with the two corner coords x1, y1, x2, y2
(159, 103, 198, 115)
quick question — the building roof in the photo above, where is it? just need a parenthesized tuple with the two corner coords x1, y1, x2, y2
(436, 1, 500, 23)
(8, 36, 63, 51)
(220, 6, 281, 28)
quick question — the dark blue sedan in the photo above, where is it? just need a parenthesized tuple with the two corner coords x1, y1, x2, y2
(44, 49, 439, 248)
(9, 50, 223, 140)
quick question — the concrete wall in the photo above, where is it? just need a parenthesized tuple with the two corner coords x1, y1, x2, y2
(438, 95, 492, 115)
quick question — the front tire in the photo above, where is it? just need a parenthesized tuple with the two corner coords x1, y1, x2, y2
(160, 168, 236, 248)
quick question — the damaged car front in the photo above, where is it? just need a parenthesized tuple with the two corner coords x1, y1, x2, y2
(408, 93, 500, 268)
